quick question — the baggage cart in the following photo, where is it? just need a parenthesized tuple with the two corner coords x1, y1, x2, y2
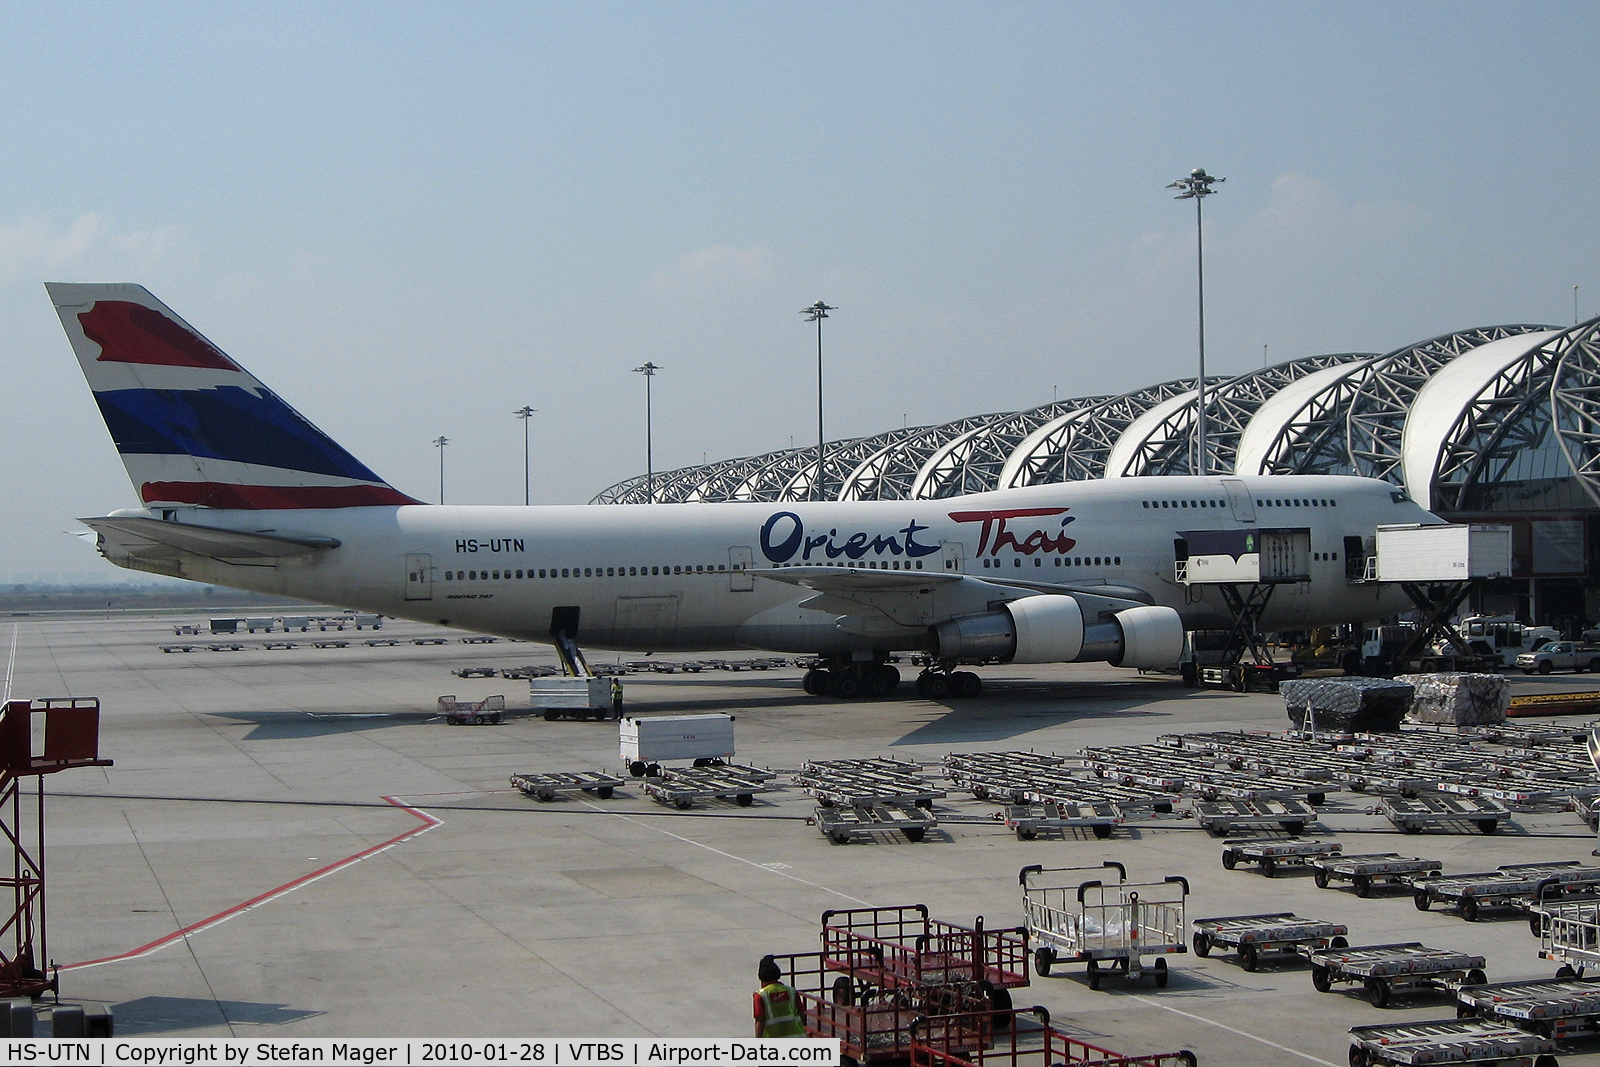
(764, 950, 990, 1064)
(1311, 853, 1443, 896)
(1382, 794, 1510, 834)
(1457, 975, 1600, 1039)
(819, 904, 1029, 999)
(1300, 942, 1487, 1008)
(437, 694, 505, 725)
(509, 770, 624, 801)
(1219, 838, 1341, 877)
(620, 713, 734, 774)
(1190, 912, 1348, 972)
(1194, 797, 1317, 836)
(793, 764, 945, 809)
(1020, 863, 1188, 990)
(641, 765, 775, 809)
(912, 1006, 1197, 1067)
(1003, 801, 1122, 840)
(1347, 1019, 1555, 1067)
(534, 676, 613, 721)
(815, 802, 937, 843)
(1412, 862, 1600, 922)
(1538, 897, 1600, 976)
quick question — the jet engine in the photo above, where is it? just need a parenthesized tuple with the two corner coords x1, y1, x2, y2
(931, 595, 1184, 668)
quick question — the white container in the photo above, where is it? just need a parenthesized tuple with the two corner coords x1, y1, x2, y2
(1376, 524, 1512, 583)
(619, 713, 735, 766)
(530, 676, 611, 710)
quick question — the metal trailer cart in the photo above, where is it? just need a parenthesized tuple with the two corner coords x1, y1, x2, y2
(1310, 853, 1444, 896)
(1382, 794, 1511, 834)
(437, 694, 505, 725)
(1347, 1019, 1557, 1067)
(1194, 797, 1318, 836)
(764, 950, 990, 1065)
(1412, 863, 1600, 922)
(509, 770, 624, 801)
(1190, 913, 1349, 972)
(912, 1006, 1198, 1067)
(640, 765, 777, 809)
(815, 801, 938, 843)
(1538, 898, 1600, 976)
(1219, 838, 1341, 877)
(1457, 975, 1600, 1040)
(1004, 801, 1123, 840)
(819, 904, 1029, 1010)
(1020, 863, 1189, 990)
(1300, 942, 1487, 1009)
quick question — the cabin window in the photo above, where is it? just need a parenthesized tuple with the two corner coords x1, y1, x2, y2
(1034, 558, 1041, 567)
(915, 561, 923, 569)
(561, 568, 569, 577)
(1114, 556, 1121, 565)
(1142, 501, 1149, 508)
(444, 571, 453, 580)
(1332, 551, 1338, 560)
(674, 565, 681, 574)
(1013, 558, 1021, 567)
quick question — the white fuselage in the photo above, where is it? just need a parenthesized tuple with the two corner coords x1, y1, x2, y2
(120, 474, 1431, 654)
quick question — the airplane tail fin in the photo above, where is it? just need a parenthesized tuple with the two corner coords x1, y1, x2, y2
(48, 283, 419, 510)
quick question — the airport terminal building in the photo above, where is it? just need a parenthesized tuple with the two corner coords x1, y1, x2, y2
(596, 316, 1600, 632)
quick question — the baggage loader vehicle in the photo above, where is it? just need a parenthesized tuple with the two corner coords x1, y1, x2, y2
(1190, 912, 1348, 971)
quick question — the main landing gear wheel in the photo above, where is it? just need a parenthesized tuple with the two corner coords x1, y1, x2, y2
(802, 669, 828, 695)
(916, 672, 950, 699)
(829, 673, 861, 699)
(952, 671, 982, 698)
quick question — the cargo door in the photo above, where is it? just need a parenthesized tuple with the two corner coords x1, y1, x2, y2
(1222, 478, 1257, 523)
(404, 553, 432, 601)
(729, 546, 754, 591)
(614, 596, 679, 645)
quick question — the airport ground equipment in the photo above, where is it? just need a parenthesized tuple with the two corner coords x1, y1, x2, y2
(1190, 913, 1349, 971)
(641, 764, 775, 809)
(1004, 801, 1122, 840)
(1301, 942, 1488, 1008)
(437, 694, 504, 725)
(763, 950, 990, 1064)
(1282, 676, 1414, 734)
(1508, 692, 1600, 718)
(1457, 975, 1600, 1040)
(619, 713, 735, 776)
(942, 750, 1176, 814)
(1411, 863, 1600, 922)
(1384, 794, 1511, 834)
(794, 759, 945, 809)
(451, 666, 497, 678)
(815, 801, 937, 843)
(509, 771, 624, 801)
(531, 676, 613, 720)
(1537, 897, 1600, 976)
(1219, 838, 1340, 876)
(0, 698, 113, 999)
(912, 1006, 1198, 1067)
(1194, 797, 1317, 836)
(1173, 526, 1312, 692)
(1311, 853, 1443, 895)
(1020, 863, 1188, 989)
(1346, 1019, 1556, 1067)
(819, 904, 1029, 1004)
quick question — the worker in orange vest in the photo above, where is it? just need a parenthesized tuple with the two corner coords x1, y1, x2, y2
(753, 956, 806, 1037)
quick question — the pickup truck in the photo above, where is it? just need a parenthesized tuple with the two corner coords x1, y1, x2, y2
(1515, 641, 1600, 674)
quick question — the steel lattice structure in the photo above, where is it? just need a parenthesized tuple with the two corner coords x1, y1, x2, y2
(836, 416, 1000, 501)
(910, 402, 1088, 499)
(998, 380, 1197, 488)
(1551, 319, 1600, 511)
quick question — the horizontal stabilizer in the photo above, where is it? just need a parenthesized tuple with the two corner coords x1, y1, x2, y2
(81, 516, 340, 563)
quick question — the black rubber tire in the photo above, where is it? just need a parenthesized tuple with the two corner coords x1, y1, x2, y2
(1092, 823, 1114, 840)
(1414, 890, 1432, 911)
(596, 786, 613, 799)
(736, 794, 753, 807)
(802, 670, 821, 696)
(832, 977, 854, 1006)
(1193, 933, 1211, 958)
(1311, 965, 1331, 992)
(1260, 858, 1277, 878)
(830, 830, 850, 845)
(1477, 819, 1499, 835)
(1239, 943, 1259, 972)
(1086, 959, 1101, 991)
(1313, 869, 1330, 889)
(646, 763, 661, 777)
(1366, 977, 1390, 1009)
(544, 709, 558, 721)
(536, 788, 555, 802)
(1177, 1053, 1196, 1067)
(1154, 957, 1169, 989)
(986, 984, 1013, 1030)
(925, 673, 949, 699)
(1457, 1001, 1475, 1019)
(954, 671, 982, 698)
(1282, 821, 1306, 836)
(831, 673, 860, 699)
(1208, 824, 1229, 838)
(1466, 968, 1486, 986)
(1540, 661, 1554, 675)
(1353, 875, 1371, 898)
(862, 670, 891, 699)
(1349, 1047, 1369, 1067)
(629, 761, 647, 778)
(903, 827, 926, 843)
(1532, 914, 1546, 937)
(1533, 1056, 1559, 1067)
(1331, 936, 1349, 950)
(673, 797, 691, 810)
(1016, 827, 1037, 841)
(1221, 850, 1237, 870)
(1461, 896, 1479, 922)
(879, 665, 900, 692)
(1034, 947, 1054, 977)
(1557, 964, 1577, 979)
(1308, 792, 1326, 806)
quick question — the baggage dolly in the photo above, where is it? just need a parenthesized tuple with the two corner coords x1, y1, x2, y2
(1347, 1019, 1556, 1067)
(1190, 912, 1348, 971)
(1538, 897, 1600, 976)
(1194, 797, 1317, 836)
(640, 766, 777, 809)
(819, 904, 1029, 1002)
(913, 1006, 1198, 1067)
(1310, 853, 1443, 896)
(1219, 838, 1341, 877)
(1412, 862, 1600, 922)
(1004, 801, 1123, 840)
(1300, 942, 1487, 1008)
(1382, 793, 1511, 834)
(509, 770, 625, 801)
(1457, 975, 1600, 1039)
(815, 802, 938, 843)
(1020, 863, 1188, 990)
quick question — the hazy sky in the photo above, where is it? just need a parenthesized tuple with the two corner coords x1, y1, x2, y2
(3, 2, 1596, 579)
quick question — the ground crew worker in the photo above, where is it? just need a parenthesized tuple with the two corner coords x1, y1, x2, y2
(753, 955, 805, 1038)
(611, 677, 624, 718)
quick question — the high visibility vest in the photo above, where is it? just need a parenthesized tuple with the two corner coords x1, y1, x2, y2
(757, 981, 806, 1037)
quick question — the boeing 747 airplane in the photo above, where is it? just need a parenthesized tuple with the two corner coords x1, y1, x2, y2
(50, 283, 1433, 698)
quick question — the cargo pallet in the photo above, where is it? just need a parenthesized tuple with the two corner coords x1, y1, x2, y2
(1004, 801, 1122, 840)
(1219, 838, 1341, 877)
(913, 1006, 1197, 1067)
(1347, 1019, 1555, 1067)
(815, 802, 937, 843)
(641, 766, 776, 809)
(1194, 797, 1317, 836)
(1383, 794, 1510, 834)
(1300, 942, 1487, 1009)
(1190, 912, 1348, 972)
(509, 771, 624, 801)
(1021, 863, 1188, 990)
(1310, 853, 1443, 896)
(1412, 863, 1600, 922)
(1457, 975, 1600, 1040)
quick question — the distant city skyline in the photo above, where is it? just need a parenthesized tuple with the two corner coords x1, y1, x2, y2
(2, 2, 1596, 576)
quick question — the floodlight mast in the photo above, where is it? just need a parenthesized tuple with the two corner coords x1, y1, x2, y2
(801, 301, 837, 501)
(513, 406, 537, 506)
(433, 435, 449, 504)
(1167, 167, 1224, 476)
(633, 362, 662, 503)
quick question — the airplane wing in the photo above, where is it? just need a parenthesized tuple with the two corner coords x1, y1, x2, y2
(749, 566, 962, 592)
(81, 515, 341, 569)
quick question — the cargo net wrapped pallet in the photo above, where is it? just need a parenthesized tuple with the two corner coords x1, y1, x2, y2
(1396, 672, 1509, 726)
(1282, 677, 1413, 734)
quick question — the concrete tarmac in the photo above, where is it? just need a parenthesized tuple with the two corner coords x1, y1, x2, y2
(7, 610, 1600, 1064)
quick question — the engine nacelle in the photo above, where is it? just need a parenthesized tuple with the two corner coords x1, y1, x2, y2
(931, 595, 1184, 668)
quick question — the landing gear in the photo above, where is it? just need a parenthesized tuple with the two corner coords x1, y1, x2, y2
(915, 669, 982, 699)
(804, 661, 902, 700)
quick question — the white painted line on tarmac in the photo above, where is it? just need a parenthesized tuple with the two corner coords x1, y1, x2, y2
(1130, 995, 1339, 1066)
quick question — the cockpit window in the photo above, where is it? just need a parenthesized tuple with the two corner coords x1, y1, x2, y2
(1390, 489, 1410, 503)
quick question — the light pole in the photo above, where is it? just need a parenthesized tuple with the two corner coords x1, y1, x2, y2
(633, 362, 662, 502)
(513, 406, 537, 505)
(433, 435, 449, 504)
(801, 301, 836, 501)
(1167, 167, 1224, 476)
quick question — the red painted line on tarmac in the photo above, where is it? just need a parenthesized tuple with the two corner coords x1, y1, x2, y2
(63, 795, 441, 970)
